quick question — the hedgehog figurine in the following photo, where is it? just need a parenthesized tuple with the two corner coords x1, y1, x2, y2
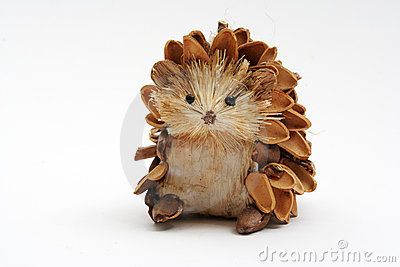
(134, 22, 316, 234)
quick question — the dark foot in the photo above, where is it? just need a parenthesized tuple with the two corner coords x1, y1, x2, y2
(145, 188, 159, 217)
(236, 206, 271, 234)
(151, 194, 183, 223)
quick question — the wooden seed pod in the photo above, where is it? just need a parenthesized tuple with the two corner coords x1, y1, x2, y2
(265, 90, 295, 113)
(183, 35, 210, 62)
(134, 176, 157, 195)
(164, 40, 183, 65)
(282, 109, 311, 131)
(278, 131, 311, 160)
(272, 188, 294, 223)
(148, 156, 161, 172)
(281, 158, 317, 192)
(209, 29, 238, 62)
(288, 88, 298, 102)
(134, 145, 157, 161)
(147, 162, 168, 181)
(290, 170, 305, 195)
(258, 120, 290, 145)
(292, 103, 306, 115)
(236, 206, 271, 234)
(245, 172, 276, 213)
(151, 194, 184, 222)
(189, 30, 210, 52)
(258, 47, 277, 64)
(149, 127, 161, 140)
(233, 28, 250, 46)
(238, 41, 269, 66)
(262, 163, 296, 190)
(145, 113, 165, 128)
(271, 62, 298, 90)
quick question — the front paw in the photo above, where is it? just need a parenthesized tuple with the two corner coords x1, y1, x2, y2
(151, 194, 184, 223)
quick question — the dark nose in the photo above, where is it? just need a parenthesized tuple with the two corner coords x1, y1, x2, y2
(202, 111, 216, 125)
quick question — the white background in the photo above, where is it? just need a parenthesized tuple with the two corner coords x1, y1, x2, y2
(1, 0, 400, 266)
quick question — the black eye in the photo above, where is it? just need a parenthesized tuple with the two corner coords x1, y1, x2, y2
(185, 94, 195, 104)
(225, 96, 236, 106)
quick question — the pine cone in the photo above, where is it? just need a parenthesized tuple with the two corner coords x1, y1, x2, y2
(134, 22, 316, 234)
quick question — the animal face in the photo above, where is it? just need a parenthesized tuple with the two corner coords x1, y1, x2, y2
(151, 57, 269, 150)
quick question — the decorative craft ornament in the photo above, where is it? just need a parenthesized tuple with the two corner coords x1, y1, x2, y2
(134, 21, 316, 234)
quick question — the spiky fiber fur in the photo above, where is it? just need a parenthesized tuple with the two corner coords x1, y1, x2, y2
(151, 55, 272, 217)
(152, 54, 271, 152)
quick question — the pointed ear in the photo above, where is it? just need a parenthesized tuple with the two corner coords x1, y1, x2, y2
(246, 68, 277, 100)
(209, 28, 238, 62)
(151, 60, 186, 88)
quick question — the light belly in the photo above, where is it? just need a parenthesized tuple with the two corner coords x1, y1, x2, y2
(157, 136, 254, 217)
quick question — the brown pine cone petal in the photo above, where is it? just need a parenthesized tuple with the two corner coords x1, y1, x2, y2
(291, 172, 305, 195)
(272, 188, 293, 223)
(278, 131, 311, 160)
(262, 163, 296, 190)
(265, 90, 295, 113)
(183, 35, 210, 62)
(298, 130, 306, 139)
(258, 47, 277, 64)
(259, 120, 290, 145)
(148, 156, 161, 172)
(287, 88, 298, 102)
(150, 127, 161, 135)
(134, 145, 157, 161)
(279, 152, 310, 195)
(282, 109, 311, 131)
(149, 128, 161, 141)
(281, 158, 317, 192)
(189, 30, 210, 52)
(252, 142, 281, 169)
(238, 41, 269, 66)
(210, 28, 238, 62)
(140, 85, 160, 119)
(151, 60, 185, 88)
(271, 62, 298, 90)
(298, 159, 316, 177)
(145, 113, 164, 128)
(236, 206, 271, 234)
(164, 40, 183, 65)
(245, 172, 276, 213)
(151, 194, 184, 222)
(134, 175, 157, 195)
(292, 103, 306, 115)
(233, 28, 250, 46)
(291, 194, 298, 217)
(146, 162, 168, 181)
